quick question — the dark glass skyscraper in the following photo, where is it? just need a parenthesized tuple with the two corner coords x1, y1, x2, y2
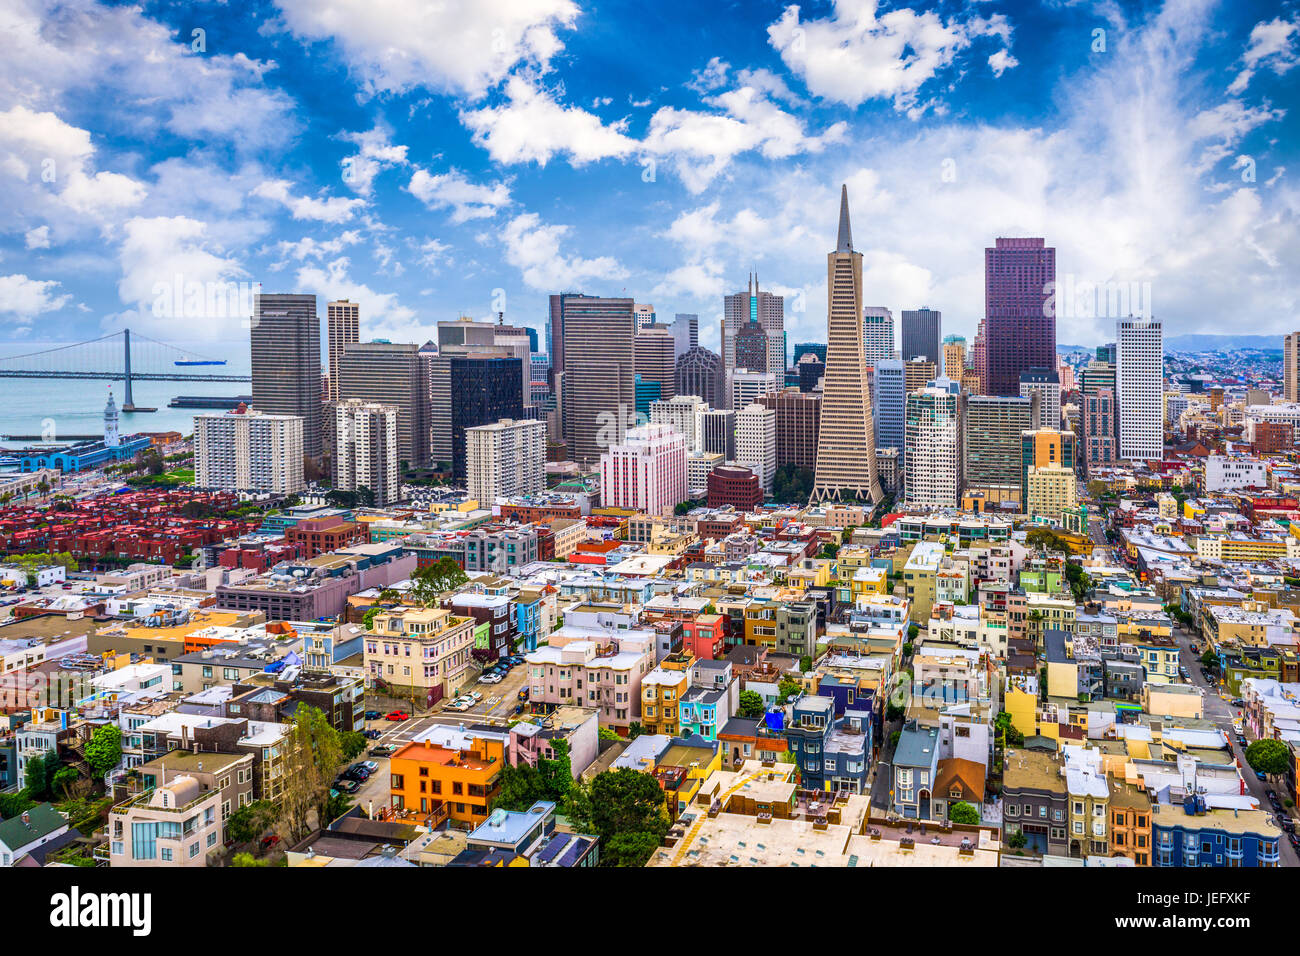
(446, 356, 524, 483)
(901, 308, 941, 364)
(980, 237, 1056, 396)
(250, 293, 323, 461)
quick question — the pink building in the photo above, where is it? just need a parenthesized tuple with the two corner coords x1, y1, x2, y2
(600, 423, 687, 516)
(524, 622, 656, 735)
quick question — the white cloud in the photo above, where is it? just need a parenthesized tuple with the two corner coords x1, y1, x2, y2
(272, 0, 579, 98)
(501, 212, 628, 290)
(0, 273, 72, 321)
(24, 225, 50, 249)
(339, 126, 409, 195)
(766, 0, 1017, 114)
(1227, 17, 1300, 94)
(252, 179, 365, 222)
(417, 239, 451, 269)
(295, 256, 426, 341)
(264, 231, 364, 270)
(988, 49, 1019, 78)
(407, 168, 511, 223)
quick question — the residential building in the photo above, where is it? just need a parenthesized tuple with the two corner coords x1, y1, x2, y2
(326, 299, 359, 403)
(600, 423, 687, 516)
(905, 385, 962, 508)
(364, 607, 476, 707)
(333, 400, 399, 506)
(194, 404, 304, 494)
(1116, 315, 1164, 463)
(465, 418, 546, 507)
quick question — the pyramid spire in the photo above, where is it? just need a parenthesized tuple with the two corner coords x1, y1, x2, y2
(836, 183, 853, 253)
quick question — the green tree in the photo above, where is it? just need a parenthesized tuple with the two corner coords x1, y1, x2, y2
(602, 830, 663, 867)
(627, 722, 644, 740)
(777, 677, 802, 701)
(569, 768, 670, 865)
(281, 706, 345, 841)
(1007, 829, 1028, 850)
(227, 800, 280, 845)
(737, 690, 765, 719)
(0, 792, 36, 820)
(493, 740, 574, 813)
(340, 731, 367, 761)
(1244, 739, 1291, 777)
(25, 751, 52, 800)
(948, 801, 980, 825)
(84, 724, 123, 779)
(1200, 649, 1218, 670)
(598, 727, 622, 743)
(799, 655, 813, 673)
(410, 557, 469, 607)
(230, 852, 272, 867)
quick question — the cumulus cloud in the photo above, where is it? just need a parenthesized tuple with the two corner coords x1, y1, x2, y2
(272, 0, 579, 98)
(295, 256, 427, 341)
(339, 126, 409, 195)
(501, 212, 628, 290)
(0, 273, 73, 322)
(1227, 16, 1300, 94)
(407, 168, 511, 223)
(252, 179, 366, 222)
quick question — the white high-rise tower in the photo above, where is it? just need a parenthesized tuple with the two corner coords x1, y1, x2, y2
(1115, 315, 1164, 463)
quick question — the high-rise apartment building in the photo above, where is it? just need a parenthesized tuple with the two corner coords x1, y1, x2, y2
(873, 359, 907, 461)
(757, 389, 821, 472)
(1019, 367, 1061, 430)
(250, 293, 322, 461)
(862, 307, 895, 366)
(1083, 389, 1117, 474)
(942, 335, 967, 381)
(635, 324, 677, 400)
(723, 275, 785, 386)
(560, 297, 637, 468)
(1025, 466, 1077, 520)
(649, 395, 708, 452)
(735, 403, 777, 495)
(326, 299, 359, 403)
(336, 341, 431, 469)
(811, 185, 882, 503)
(194, 404, 304, 494)
(1286, 333, 1300, 403)
(980, 237, 1056, 396)
(599, 423, 686, 516)
(901, 308, 942, 364)
(1116, 316, 1164, 463)
(1021, 427, 1076, 495)
(904, 385, 962, 508)
(465, 418, 546, 507)
(334, 399, 399, 506)
(963, 393, 1039, 506)
(675, 346, 724, 409)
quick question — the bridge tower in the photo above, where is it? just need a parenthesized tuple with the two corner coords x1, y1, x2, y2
(122, 328, 135, 410)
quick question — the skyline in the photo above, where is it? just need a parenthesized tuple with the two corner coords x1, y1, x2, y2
(0, 0, 1296, 354)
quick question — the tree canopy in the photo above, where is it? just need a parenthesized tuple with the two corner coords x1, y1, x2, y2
(1244, 739, 1291, 777)
(737, 690, 765, 719)
(84, 724, 123, 779)
(410, 557, 469, 606)
(948, 801, 980, 825)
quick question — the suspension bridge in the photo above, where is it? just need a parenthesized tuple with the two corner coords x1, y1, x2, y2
(0, 329, 249, 410)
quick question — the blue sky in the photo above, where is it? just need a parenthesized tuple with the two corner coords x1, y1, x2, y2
(1, 0, 1297, 357)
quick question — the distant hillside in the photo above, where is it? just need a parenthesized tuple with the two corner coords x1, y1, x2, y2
(1059, 334, 1283, 354)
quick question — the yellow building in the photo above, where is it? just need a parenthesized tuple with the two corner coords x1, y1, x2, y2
(1026, 466, 1078, 520)
(1141, 683, 1203, 719)
(850, 566, 888, 601)
(1195, 534, 1300, 563)
(364, 607, 476, 706)
(903, 541, 945, 624)
(1004, 684, 1039, 738)
(641, 653, 693, 736)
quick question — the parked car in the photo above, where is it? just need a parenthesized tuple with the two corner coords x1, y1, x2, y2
(1231, 698, 1245, 708)
(1289, 831, 1300, 850)
(361, 760, 379, 773)
(364, 710, 383, 720)
(362, 729, 382, 739)
(369, 745, 397, 757)
(334, 778, 360, 794)
(468, 691, 483, 701)
(385, 710, 410, 721)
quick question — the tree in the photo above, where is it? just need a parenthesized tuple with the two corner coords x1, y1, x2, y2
(627, 722, 644, 740)
(493, 740, 574, 813)
(799, 655, 813, 673)
(362, 606, 384, 631)
(375, 587, 402, 606)
(1007, 829, 1028, 850)
(227, 800, 280, 845)
(569, 768, 671, 863)
(948, 801, 980, 825)
(230, 852, 272, 867)
(598, 727, 622, 743)
(737, 690, 765, 720)
(52, 766, 79, 799)
(0, 792, 35, 820)
(1026, 527, 1067, 553)
(777, 677, 802, 701)
(84, 724, 122, 779)
(340, 731, 367, 761)
(1244, 739, 1291, 777)
(410, 557, 469, 607)
(1200, 649, 1218, 670)
(280, 706, 344, 842)
(25, 751, 54, 800)
(602, 830, 663, 867)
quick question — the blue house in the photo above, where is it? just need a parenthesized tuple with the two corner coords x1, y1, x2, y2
(1152, 797, 1281, 867)
(783, 694, 872, 794)
(892, 721, 941, 819)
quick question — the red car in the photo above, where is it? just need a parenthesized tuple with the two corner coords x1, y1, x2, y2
(384, 710, 410, 721)
(260, 834, 281, 849)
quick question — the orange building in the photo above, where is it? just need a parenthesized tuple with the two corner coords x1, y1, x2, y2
(1109, 780, 1152, 866)
(389, 735, 505, 827)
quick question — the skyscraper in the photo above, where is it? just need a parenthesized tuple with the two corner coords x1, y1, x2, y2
(326, 299, 359, 403)
(670, 313, 699, 358)
(1019, 367, 1061, 430)
(734, 319, 770, 373)
(723, 275, 785, 387)
(334, 399, 399, 506)
(963, 393, 1038, 506)
(675, 346, 724, 409)
(901, 308, 942, 364)
(430, 354, 524, 481)
(735, 403, 777, 495)
(1285, 332, 1300, 402)
(1083, 389, 1117, 474)
(559, 296, 637, 468)
(600, 423, 686, 515)
(980, 237, 1056, 396)
(810, 185, 883, 503)
(336, 341, 431, 469)
(250, 293, 323, 461)
(1116, 315, 1164, 463)
(635, 324, 677, 400)
(872, 359, 906, 461)
(862, 307, 895, 366)
(942, 335, 967, 381)
(466, 418, 546, 507)
(757, 389, 821, 472)
(194, 404, 304, 494)
(699, 408, 735, 459)
(904, 384, 962, 508)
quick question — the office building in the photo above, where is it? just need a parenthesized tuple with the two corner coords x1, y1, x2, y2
(600, 423, 687, 516)
(980, 237, 1056, 396)
(811, 185, 882, 503)
(1025, 466, 1077, 521)
(635, 324, 677, 400)
(904, 385, 962, 508)
(863, 307, 895, 366)
(670, 313, 699, 358)
(1021, 428, 1076, 496)
(336, 341, 431, 469)
(963, 394, 1038, 507)
(700, 409, 736, 460)
(559, 296, 637, 468)
(904, 358, 937, 394)
(723, 275, 785, 383)
(735, 403, 777, 494)
(326, 299, 359, 403)
(1019, 367, 1061, 430)
(687, 450, 724, 496)
(873, 359, 906, 461)
(942, 335, 966, 381)
(650, 395, 708, 451)
(707, 464, 763, 510)
(733, 319, 770, 373)
(194, 404, 304, 494)
(633, 303, 656, 333)
(466, 418, 546, 507)
(1116, 316, 1164, 463)
(757, 389, 821, 471)
(901, 307, 942, 364)
(675, 346, 724, 409)
(333, 399, 399, 506)
(795, 353, 825, 393)
(250, 293, 322, 461)
(730, 370, 780, 411)
(1083, 389, 1117, 474)
(430, 354, 525, 481)
(1286, 332, 1300, 403)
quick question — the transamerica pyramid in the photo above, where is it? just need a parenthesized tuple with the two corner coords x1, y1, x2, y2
(810, 184, 884, 504)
